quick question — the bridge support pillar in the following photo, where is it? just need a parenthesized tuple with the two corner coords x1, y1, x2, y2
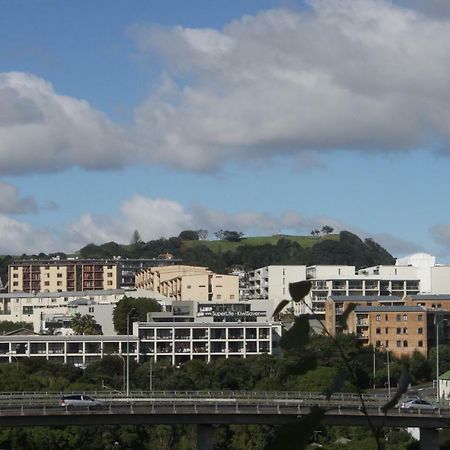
(197, 424, 214, 450)
(420, 428, 439, 450)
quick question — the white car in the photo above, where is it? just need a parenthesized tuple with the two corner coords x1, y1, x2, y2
(59, 394, 103, 409)
(399, 398, 438, 413)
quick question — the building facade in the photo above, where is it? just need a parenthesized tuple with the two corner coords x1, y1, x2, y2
(9, 260, 119, 293)
(136, 265, 239, 302)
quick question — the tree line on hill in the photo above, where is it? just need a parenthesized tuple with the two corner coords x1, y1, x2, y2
(0, 231, 395, 284)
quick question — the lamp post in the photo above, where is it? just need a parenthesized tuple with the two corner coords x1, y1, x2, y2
(436, 316, 440, 402)
(126, 308, 137, 397)
(386, 350, 391, 398)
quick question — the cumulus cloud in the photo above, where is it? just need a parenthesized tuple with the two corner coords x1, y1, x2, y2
(130, 0, 450, 170)
(0, 72, 137, 175)
(0, 215, 59, 254)
(0, 182, 38, 214)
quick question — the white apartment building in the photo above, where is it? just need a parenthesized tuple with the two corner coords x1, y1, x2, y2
(246, 264, 422, 318)
(307, 265, 420, 318)
(245, 265, 307, 314)
(0, 320, 280, 367)
(0, 288, 166, 326)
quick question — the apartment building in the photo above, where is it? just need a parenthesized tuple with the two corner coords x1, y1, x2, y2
(0, 319, 280, 367)
(353, 306, 428, 357)
(307, 265, 420, 318)
(325, 295, 404, 336)
(8, 260, 119, 293)
(0, 288, 164, 326)
(135, 265, 210, 291)
(136, 265, 239, 302)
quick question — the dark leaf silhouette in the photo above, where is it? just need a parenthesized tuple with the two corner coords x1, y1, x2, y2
(280, 315, 310, 350)
(338, 303, 356, 330)
(289, 280, 312, 302)
(323, 369, 348, 400)
(272, 299, 290, 318)
(273, 406, 326, 449)
(382, 365, 410, 413)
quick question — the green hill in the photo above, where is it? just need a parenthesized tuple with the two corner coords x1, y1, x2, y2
(182, 233, 339, 252)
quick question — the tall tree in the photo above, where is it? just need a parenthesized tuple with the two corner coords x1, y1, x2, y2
(71, 314, 101, 335)
(131, 229, 143, 245)
(113, 296, 162, 334)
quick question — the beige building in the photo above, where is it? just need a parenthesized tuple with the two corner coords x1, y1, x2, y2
(9, 260, 118, 293)
(136, 265, 239, 302)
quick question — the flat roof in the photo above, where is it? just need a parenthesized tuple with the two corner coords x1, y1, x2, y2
(355, 306, 425, 313)
(330, 295, 402, 302)
(0, 289, 126, 299)
(0, 335, 139, 342)
(409, 294, 450, 300)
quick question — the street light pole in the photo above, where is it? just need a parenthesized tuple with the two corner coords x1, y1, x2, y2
(387, 350, 391, 398)
(126, 308, 136, 398)
(149, 357, 153, 393)
(373, 347, 376, 389)
(437, 317, 440, 402)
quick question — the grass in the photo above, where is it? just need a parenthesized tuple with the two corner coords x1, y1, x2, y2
(183, 234, 339, 252)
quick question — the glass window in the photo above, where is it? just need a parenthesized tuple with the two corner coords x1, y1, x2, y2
(418, 315, 423, 322)
(403, 340, 408, 347)
(403, 314, 408, 321)
(418, 328, 423, 334)
(376, 328, 381, 334)
(418, 341, 423, 347)
(376, 315, 381, 321)
(396, 315, 401, 321)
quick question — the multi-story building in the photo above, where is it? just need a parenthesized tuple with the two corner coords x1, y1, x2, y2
(352, 305, 428, 357)
(0, 288, 165, 326)
(307, 265, 420, 318)
(113, 257, 182, 289)
(8, 260, 119, 293)
(0, 311, 281, 366)
(136, 265, 239, 302)
(325, 295, 404, 336)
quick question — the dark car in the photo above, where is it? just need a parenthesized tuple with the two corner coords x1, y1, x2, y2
(59, 394, 103, 409)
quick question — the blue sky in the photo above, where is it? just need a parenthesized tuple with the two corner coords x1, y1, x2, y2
(1, 0, 450, 259)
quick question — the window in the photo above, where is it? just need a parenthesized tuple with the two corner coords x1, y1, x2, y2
(385, 328, 389, 334)
(396, 315, 401, 321)
(418, 314, 423, 322)
(376, 315, 381, 321)
(23, 306, 33, 315)
(107, 281, 113, 286)
(403, 314, 408, 321)
(376, 341, 381, 347)
(88, 307, 94, 313)
(396, 328, 401, 334)
(396, 340, 401, 347)
(44, 281, 50, 286)
(230, 295, 235, 300)
(187, 285, 191, 289)
(107, 272, 113, 277)
(385, 341, 389, 347)
(403, 340, 408, 347)
(385, 315, 388, 321)
(57, 273, 63, 278)
(12, 273, 18, 278)
(13, 282, 18, 286)
(376, 328, 381, 334)
(432, 304, 436, 309)
(217, 295, 222, 300)
(57, 281, 62, 286)
(438, 304, 442, 308)
(418, 327, 423, 334)
(403, 327, 408, 334)
(418, 341, 423, 347)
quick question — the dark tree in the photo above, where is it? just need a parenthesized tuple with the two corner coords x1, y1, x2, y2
(113, 296, 161, 334)
(321, 225, 334, 235)
(178, 230, 199, 241)
(223, 230, 244, 242)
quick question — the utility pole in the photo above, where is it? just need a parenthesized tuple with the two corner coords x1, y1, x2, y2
(126, 307, 136, 398)
(436, 315, 440, 402)
(387, 350, 391, 398)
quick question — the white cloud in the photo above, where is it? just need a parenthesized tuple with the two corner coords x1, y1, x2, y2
(0, 214, 57, 254)
(131, 0, 450, 170)
(0, 72, 137, 175)
(0, 182, 37, 214)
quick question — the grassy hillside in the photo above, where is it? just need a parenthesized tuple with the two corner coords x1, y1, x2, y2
(183, 234, 340, 252)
